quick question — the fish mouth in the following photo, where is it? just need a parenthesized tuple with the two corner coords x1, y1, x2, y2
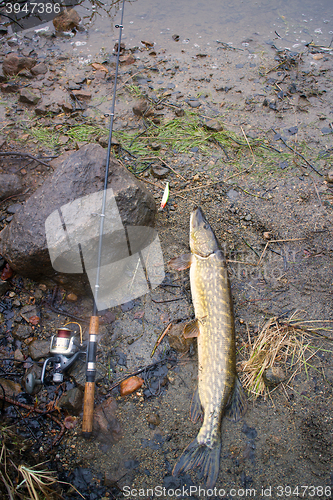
(190, 207, 219, 257)
(190, 206, 208, 231)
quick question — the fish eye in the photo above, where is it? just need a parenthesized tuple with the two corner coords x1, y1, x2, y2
(203, 223, 209, 229)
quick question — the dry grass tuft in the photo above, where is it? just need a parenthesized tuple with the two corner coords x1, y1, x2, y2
(239, 312, 333, 398)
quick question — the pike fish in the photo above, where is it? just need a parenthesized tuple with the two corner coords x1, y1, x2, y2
(170, 207, 247, 488)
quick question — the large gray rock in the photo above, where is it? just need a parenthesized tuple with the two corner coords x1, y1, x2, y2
(0, 144, 156, 293)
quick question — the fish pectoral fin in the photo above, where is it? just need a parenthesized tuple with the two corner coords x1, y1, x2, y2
(183, 319, 200, 338)
(224, 376, 248, 422)
(168, 253, 192, 271)
(190, 386, 203, 423)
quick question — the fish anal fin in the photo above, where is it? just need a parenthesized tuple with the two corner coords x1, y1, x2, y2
(225, 376, 248, 422)
(168, 253, 192, 271)
(173, 438, 221, 489)
(190, 386, 203, 423)
(183, 319, 200, 338)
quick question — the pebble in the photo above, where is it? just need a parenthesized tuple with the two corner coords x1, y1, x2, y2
(120, 376, 144, 396)
(7, 203, 22, 214)
(67, 292, 78, 302)
(263, 366, 286, 386)
(147, 412, 161, 427)
(325, 171, 333, 183)
(150, 165, 169, 179)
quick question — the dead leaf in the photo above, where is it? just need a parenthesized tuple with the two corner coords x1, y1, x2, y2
(29, 316, 40, 325)
(1, 263, 14, 281)
(91, 63, 109, 73)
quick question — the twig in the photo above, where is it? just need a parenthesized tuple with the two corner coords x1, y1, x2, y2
(151, 322, 173, 357)
(0, 152, 50, 168)
(236, 185, 268, 200)
(108, 357, 175, 393)
(257, 238, 305, 267)
(272, 129, 322, 176)
(240, 126, 255, 167)
(151, 297, 184, 303)
(0, 394, 65, 446)
(310, 176, 322, 206)
(242, 238, 260, 258)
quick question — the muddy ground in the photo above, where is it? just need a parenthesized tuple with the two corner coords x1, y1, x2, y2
(0, 24, 333, 500)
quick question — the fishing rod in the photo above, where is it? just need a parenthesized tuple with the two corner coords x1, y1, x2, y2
(82, 0, 126, 436)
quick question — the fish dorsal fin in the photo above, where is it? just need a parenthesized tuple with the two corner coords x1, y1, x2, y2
(168, 253, 192, 271)
(183, 319, 200, 338)
(224, 376, 248, 422)
(190, 386, 203, 423)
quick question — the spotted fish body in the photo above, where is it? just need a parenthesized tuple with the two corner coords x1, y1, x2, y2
(172, 207, 247, 488)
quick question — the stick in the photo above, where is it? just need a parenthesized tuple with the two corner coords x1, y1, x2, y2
(0, 152, 50, 167)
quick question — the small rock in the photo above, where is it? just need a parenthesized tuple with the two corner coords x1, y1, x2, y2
(18, 69, 33, 79)
(172, 34, 180, 42)
(174, 108, 185, 117)
(20, 305, 38, 323)
(2, 54, 36, 76)
(58, 387, 83, 415)
(0, 378, 22, 397)
(263, 366, 286, 386)
(120, 376, 144, 396)
(132, 99, 150, 117)
(150, 165, 169, 179)
(114, 42, 125, 53)
(71, 89, 91, 100)
(67, 292, 78, 302)
(141, 40, 154, 48)
(313, 54, 324, 60)
(14, 324, 33, 339)
(7, 203, 22, 214)
(0, 82, 20, 93)
(19, 88, 41, 105)
(0, 280, 9, 296)
(227, 189, 239, 201)
(204, 119, 223, 132)
(187, 99, 201, 108)
(53, 9, 81, 31)
(30, 63, 48, 76)
(325, 171, 333, 184)
(28, 339, 50, 360)
(150, 142, 161, 151)
(14, 349, 24, 361)
(119, 54, 136, 65)
(0, 174, 22, 201)
(147, 412, 160, 427)
(244, 214, 252, 221)
(263, 232, 271, 240)
(68, 81, 81, 91)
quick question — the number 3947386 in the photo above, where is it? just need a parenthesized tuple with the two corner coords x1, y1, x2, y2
(5, 3, 61, 14)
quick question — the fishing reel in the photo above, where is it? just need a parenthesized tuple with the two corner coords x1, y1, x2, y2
(24, 325, 86, 394)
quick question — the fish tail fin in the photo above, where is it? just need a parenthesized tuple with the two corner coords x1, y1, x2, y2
(173, 438, 221, 489)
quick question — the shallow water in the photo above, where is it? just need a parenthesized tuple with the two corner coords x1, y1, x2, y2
(3, 0, 333, 62)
